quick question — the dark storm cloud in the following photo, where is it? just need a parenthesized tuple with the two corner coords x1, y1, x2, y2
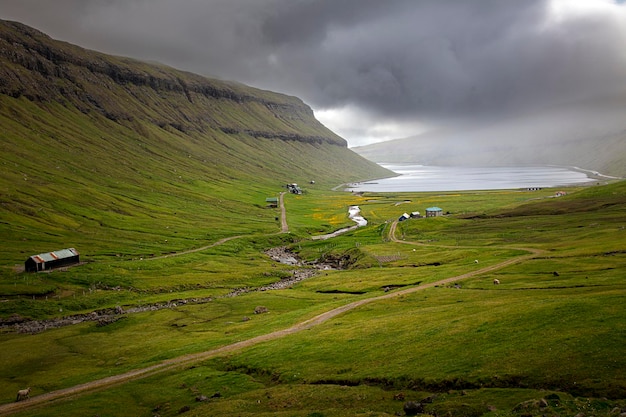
(257, 0, 626, 118)
(2, 0, 626, 144)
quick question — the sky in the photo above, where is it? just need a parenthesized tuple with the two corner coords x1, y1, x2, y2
(2, 0, 626, 147)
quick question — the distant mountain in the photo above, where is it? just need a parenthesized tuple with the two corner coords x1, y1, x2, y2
(354, 97, 626, 178)
(0, 19, 391, 261)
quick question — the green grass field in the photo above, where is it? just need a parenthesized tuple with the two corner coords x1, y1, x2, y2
(1, 180, 625, 416)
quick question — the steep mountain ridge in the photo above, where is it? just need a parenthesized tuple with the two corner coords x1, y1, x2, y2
(0, 20, 391, 264)
(0, 20, 344, 146)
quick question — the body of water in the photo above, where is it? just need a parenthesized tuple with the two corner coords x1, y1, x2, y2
(346, 164, 595, 192)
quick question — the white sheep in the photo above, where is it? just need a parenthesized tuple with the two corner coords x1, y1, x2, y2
(16, 387, 30, 402)
(493, 278, 500, 285)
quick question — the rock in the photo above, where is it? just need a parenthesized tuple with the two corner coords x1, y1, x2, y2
(195, 395, 209, 402)
(254, 306, 269, 314)
(403, 401, 424, 416)
(539, 398, 549, 408)
(420, 395, 436, 403)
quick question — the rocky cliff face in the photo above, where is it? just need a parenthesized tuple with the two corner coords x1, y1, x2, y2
(0, 19, 345, 147)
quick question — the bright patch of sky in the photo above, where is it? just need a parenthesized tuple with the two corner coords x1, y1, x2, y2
(314, 106, 430, 147)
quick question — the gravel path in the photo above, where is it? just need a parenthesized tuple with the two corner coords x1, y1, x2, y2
(279, 191, 289, 233)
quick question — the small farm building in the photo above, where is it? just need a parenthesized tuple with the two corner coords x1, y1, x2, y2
(25, 248, 80, 272)
(398, 213, 410, 222)
(425, 207, 443, 217)
(265, 197, 278, 208)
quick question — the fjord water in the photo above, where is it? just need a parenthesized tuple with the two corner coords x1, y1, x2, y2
(346, 164, 595, 192)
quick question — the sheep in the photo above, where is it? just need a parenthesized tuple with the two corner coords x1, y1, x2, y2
(493, 279, 500, 285)
(16, 387, 30, 402)
(474, 259, 479, 264)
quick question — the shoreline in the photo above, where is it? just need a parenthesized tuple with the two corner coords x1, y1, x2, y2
(343, 164, 618, 193)
(558, 165, 622, 181)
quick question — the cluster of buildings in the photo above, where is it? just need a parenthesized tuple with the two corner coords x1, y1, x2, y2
(398, 206, 444, 222)
(286, 183, 303, 194)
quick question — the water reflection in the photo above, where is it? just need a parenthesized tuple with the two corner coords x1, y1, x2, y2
(347, 165, 594, 192)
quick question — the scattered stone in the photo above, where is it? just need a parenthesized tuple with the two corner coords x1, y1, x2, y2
(0, 313, 27, 325)
(96, 316, 124, 327)
(195, 395, 209, 402)
(403, 401, 424, 416)
(4, 297, 214, 334)
(178, 405, 190, 414)
(420, 395, 436, 404)
(265, 246, 300, 265)
(393, 392, 405, 401)
(254, 306, 269, 314)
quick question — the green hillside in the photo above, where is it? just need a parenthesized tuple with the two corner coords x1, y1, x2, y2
(0, 19, 390, 266)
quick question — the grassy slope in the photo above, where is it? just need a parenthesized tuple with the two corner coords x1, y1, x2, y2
(1, 182, 625, 416)
(0, 19, 390, 270)
(207, 183, 626, 416)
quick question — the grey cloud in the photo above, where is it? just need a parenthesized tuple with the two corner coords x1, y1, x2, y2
(2, 0, 626, 143)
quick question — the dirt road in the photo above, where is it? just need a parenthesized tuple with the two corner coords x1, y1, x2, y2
(143, 235, 242, 261)
(279, 191, 289, 233)
(0, 222, 541, 415)
(388, 220, 543, 256)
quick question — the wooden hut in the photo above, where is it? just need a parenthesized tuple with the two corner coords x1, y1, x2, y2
(25, 248, 80, 272)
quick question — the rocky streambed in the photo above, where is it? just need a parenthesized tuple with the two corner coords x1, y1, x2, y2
(1, 247, 334, 334)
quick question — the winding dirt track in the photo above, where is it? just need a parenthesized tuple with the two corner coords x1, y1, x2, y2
(144, 236, 242, 261)
(0, 221, 541, 415)
(279, 192, 289, 233)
